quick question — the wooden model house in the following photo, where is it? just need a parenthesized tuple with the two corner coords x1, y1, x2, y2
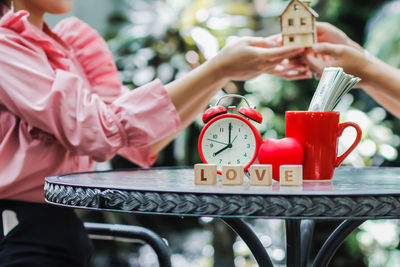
(279, 0, 318, 47)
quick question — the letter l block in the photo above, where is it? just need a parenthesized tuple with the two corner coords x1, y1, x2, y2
(194, 164, 217, 185)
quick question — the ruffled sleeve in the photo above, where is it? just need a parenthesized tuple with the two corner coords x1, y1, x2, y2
(52, 17, 182, 167)
(111, 79, 181, 167)
(53, 17, 123, 104)
(0, 23, 181, 167)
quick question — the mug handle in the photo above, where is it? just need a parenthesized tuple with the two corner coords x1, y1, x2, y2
(335, 122, 362, 167)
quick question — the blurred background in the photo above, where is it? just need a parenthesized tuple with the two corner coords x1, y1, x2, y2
(46, 0, 400, 266)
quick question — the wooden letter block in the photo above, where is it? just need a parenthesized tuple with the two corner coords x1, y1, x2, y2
(194, 164, 217, 185)
(249, 165, 272, 186)
(280, 165, 302, 186)
(221, 165, 244, 185)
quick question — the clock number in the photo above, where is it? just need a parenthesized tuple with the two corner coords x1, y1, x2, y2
(228, 161, 231, 165)
(219, 159, 222, 164)
(247, 144, 250, 148)
(220, 128, 224, 132)
(213, 134, 218, 139)
(244, 153, 247, 157)
(244, 134, 248, 140)
(237, 159, 240, 164)
(210, 143, 213, 148)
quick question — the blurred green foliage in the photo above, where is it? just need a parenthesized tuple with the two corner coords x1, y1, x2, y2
(103, 0, 400, 266)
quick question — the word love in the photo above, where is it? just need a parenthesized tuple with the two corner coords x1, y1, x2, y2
(194, 164, 302, 186)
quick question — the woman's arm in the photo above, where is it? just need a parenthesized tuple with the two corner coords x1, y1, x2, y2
(360, 57, 400, 118)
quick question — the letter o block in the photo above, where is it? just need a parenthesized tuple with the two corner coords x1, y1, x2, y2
(221, 165, 244, 185)
(249, 165, 272, 186)
(280, 165, 302, 186)
(194, 164, 217, 185)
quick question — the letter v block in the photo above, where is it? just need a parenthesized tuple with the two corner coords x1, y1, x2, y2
(249, 165, 272, 186)
(280, 165, 303, 186)
(221, 165, 244, 185)
(194, 164, 217, 185)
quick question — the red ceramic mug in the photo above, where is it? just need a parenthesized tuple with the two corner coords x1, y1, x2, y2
(285, 111, 362, 181)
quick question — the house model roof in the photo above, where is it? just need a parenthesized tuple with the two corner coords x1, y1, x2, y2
(279, 0, 319, 18)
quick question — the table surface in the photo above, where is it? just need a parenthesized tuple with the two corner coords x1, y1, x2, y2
(44, 167, 400, 219)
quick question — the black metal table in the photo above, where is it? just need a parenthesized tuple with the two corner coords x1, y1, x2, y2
(44, 167, 400, 267)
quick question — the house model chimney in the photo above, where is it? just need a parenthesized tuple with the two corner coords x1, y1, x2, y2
(303, 1, 311, 6)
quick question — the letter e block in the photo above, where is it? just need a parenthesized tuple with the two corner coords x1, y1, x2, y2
(194, 164, 217, 185)
(221, 165, 244, 185)
(280, 165, 302, 186)
(249, 165, 272, 186)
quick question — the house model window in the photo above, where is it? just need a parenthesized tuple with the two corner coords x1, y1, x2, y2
(300, 17, 306, 25)
(289, 37, 294, 42)
(294, 4, 299, 10)
(288, 19, 294, 26)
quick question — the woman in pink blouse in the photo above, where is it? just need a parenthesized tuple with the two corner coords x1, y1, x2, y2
(0, 0, 310, 265)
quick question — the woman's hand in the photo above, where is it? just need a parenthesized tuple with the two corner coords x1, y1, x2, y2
(305, 43, 370, 81)
(314, 22, 363, 50)
(270, 54, 312, 80)
(210, 36, 311, 82)
(305, 22, 371, 84)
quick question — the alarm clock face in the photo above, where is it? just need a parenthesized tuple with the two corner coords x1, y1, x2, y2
(199, 114, 260, 171)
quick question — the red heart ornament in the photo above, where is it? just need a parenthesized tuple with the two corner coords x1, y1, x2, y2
(258, 137, 303, 181)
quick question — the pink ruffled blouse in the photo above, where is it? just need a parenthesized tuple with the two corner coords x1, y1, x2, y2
(0, 8, 181, 202)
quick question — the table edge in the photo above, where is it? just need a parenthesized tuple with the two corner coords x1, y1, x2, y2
(44, 166, 400, 197)
(44, 181, 400, 219)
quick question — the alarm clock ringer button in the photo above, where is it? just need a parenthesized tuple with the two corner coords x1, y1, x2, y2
(238, 107, 262, 123)
(202, 106, 228, 123)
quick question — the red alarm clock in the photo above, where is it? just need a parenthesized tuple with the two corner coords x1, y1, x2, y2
(198, 94, 263, 173)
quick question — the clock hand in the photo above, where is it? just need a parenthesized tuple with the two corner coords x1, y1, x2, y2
(207, 139, 229, 146)
(213, 135, 238, 156)
(231, 135, 238, 144)
(228, 122, 232, 144)
(213, 143, 232, 156)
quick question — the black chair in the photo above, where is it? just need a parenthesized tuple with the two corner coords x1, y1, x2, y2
(84, 222, 171, 267)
